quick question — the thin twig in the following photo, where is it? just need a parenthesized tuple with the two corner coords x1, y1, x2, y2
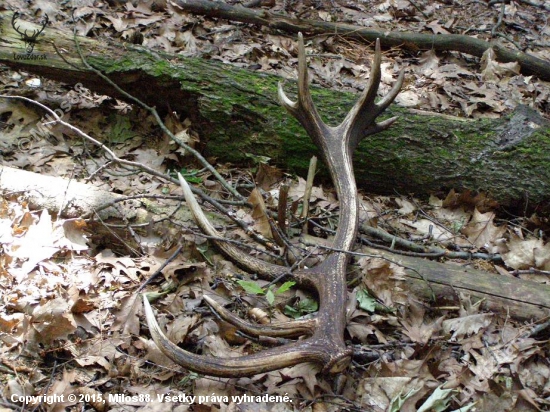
(301, 155, 317, 234)
(137, 245, 184, 293)
(0, 95, 278, 250)
(69, 15, 244, 201)
(277, 183, 289, 236)
(361, 224, 503, 262)
(491, 2, 505, 37)
(512, 268, 550, 276)
(307, 214, 502, 262)
(190, 230, 286, 261)
(525, 317, 550, 338)
(92, 210, 141, 255)
(493, 32, 523, 50)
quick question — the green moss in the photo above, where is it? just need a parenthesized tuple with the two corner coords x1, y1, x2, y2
(83, 46, 550, 204)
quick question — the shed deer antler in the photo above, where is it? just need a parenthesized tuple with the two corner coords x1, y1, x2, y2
(143, 33, 404, 377)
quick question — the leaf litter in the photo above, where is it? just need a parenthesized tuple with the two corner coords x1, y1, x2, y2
(1, 0, 550, 410)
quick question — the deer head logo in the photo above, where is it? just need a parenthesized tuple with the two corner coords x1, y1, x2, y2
(12, 12, 49, 54)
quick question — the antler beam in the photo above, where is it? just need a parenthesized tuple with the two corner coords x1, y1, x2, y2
(144, 33, 403, 377)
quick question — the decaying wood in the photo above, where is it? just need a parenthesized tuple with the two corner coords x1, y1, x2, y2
(0, 165, 137, 220)
(366, 248, 550, 322)
(1, 12, 550, 208)
(0, 164, 232, 254)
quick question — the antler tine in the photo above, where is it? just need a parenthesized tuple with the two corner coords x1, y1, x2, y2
(340, 39, 382, 143)
(177, 173, 292, 281)
(343, 39, 405, 151)
(203, 295, 316, 338)
(375, 69, 405, 116)
(143, 295, 333, 377)
(278, 33, 328, 146)
(359, 68, 405, 139)
(357, 38, 383, 113)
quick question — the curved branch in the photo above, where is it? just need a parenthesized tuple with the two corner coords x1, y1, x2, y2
(174, 0, 550, 81)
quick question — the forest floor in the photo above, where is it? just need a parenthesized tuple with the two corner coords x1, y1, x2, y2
(1, 0, 550, 411)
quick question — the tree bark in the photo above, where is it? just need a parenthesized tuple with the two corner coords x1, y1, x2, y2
(0, 165, 136, 220)
(1, 11, 549, 209)
(363, 248, 550, 322)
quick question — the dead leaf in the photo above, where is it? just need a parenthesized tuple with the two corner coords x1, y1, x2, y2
(30, 298, 76, 344)
(443, 313, 493, 341)
(462, 209, 506, 250)
(417, 49, 440, 75)
(266, 363, 321, 396)
(46, 369, 78, 412)
(112, 294, 141, 336)
(347, 322, 376, 343)
(400, 299, 445, 345)
(395, 198, 416, 215)
(255, 163, 283, 190)
(502, 234, 544, 270)
(481, 48, 521, 83)
(358, 257, 408, 307)
(533, 242, 550, 270)
(248, 188, 273, 238)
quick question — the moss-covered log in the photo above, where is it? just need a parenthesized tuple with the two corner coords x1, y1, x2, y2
(1, 12, 549, 208)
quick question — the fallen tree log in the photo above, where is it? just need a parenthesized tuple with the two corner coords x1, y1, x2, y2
(0, 165, 138, 221)
(365, 248, 550, 322)
(1, 12, 549, 209)
(0, 165, 229, 251)
(2, 165, 548, 324)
